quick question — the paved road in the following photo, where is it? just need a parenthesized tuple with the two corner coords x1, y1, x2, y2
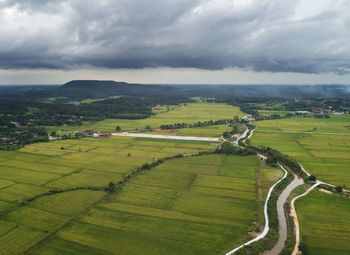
(112, 132, 221, 142)
(225, 163, 288, 255)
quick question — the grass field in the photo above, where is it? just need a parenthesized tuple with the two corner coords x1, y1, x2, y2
(148, 124, 232, 137)
(0, 135, 223, 254)
(296, 191, 350, 255)
(251, 115, 350, 187)
(80, 96, 121, 104)
(0, 190, 107, 255)
(0, 136, 214, 201)
(49, 102, 244, 133)
(44, 154, 283, 255)
(0, 138, 284, 254)
(0, 102, 292, 254)
(258, 110, 291, 117)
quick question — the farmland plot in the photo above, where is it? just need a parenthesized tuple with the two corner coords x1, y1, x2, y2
(252, 115, 350, 187)
(51, 154, 283, 255)
(296, 191, 350, 255)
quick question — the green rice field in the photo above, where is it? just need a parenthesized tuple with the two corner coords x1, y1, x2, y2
(258, 110, 291, 117)
(43, 154, 281, 255)
(148, 124, 232, 137)
(251, 115, 350, 187)
(296, 190, 350, 255)
(49, 102, 244, 133)
(0, 132, 283, 254)
(0, 136, 215, 201)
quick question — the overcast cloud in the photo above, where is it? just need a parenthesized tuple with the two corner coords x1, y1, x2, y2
(1, 0, 350, 75)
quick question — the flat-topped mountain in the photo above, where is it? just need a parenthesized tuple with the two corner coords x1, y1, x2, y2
(58, 80, 350, 99)
(59, 80, 179, 98)
(61, 80, 131, 89)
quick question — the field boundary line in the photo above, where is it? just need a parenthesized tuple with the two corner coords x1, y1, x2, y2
(22, 190, 111, 255)
(24, 145, 151, 160)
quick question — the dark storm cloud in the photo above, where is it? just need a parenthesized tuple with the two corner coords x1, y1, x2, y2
(1, 0, 350, 74)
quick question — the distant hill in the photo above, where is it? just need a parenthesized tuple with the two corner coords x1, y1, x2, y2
(58, 80, 350, 99)
(61, 80, 131, 89)
(59, 80, 179, 98)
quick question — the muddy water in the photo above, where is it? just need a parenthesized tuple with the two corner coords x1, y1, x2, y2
(263, 174, 304, 255)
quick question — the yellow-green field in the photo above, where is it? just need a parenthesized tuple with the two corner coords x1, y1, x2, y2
(296, 191, 350, 255)
(258, 110, 291, 117)
(49, 102, 244, 132)
(0, 131, 283, 254)
(251, 115, 350, 187)
(0, 136, 216, 254)
(147, 124, 232, 137)
(32, 154, 282, 255)
(0, 136, 215, 201)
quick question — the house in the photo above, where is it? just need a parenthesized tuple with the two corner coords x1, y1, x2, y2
(79, 130, 94, 135)
(2, 137, 13, 143)
(241, 115, 254, 122)
(93, 132, 100, 137)
(296, 111, 311, 115)
(313, 108, 331, 114)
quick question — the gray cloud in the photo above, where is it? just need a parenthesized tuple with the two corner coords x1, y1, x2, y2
(0, 0, 350, 74)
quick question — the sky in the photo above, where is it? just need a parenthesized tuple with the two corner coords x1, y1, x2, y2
(0, 0, 350, 85)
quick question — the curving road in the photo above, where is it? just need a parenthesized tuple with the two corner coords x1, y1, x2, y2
(225, 163, 288, 255)
(290, 181, 321, 255)
(233, 127, 250, 146)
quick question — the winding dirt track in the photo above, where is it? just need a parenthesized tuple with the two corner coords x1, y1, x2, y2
(290, 181, 322, 255)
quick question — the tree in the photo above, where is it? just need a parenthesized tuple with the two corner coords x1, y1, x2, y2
(219, 141, 235, 154)
(145, 125, 151, 130)
(299, 242, 309, 255)
(116, 126, 121, 132)
(142, 163, 151, 169)
(50, 131, 56, 137)
(107, 181, 116, 193)
(308, 175, 316, 182)
(223, 131, 231, 139)
(335, 185, 343, 193)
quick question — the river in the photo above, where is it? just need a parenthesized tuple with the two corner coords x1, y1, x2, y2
(262, 174, 304, 255)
